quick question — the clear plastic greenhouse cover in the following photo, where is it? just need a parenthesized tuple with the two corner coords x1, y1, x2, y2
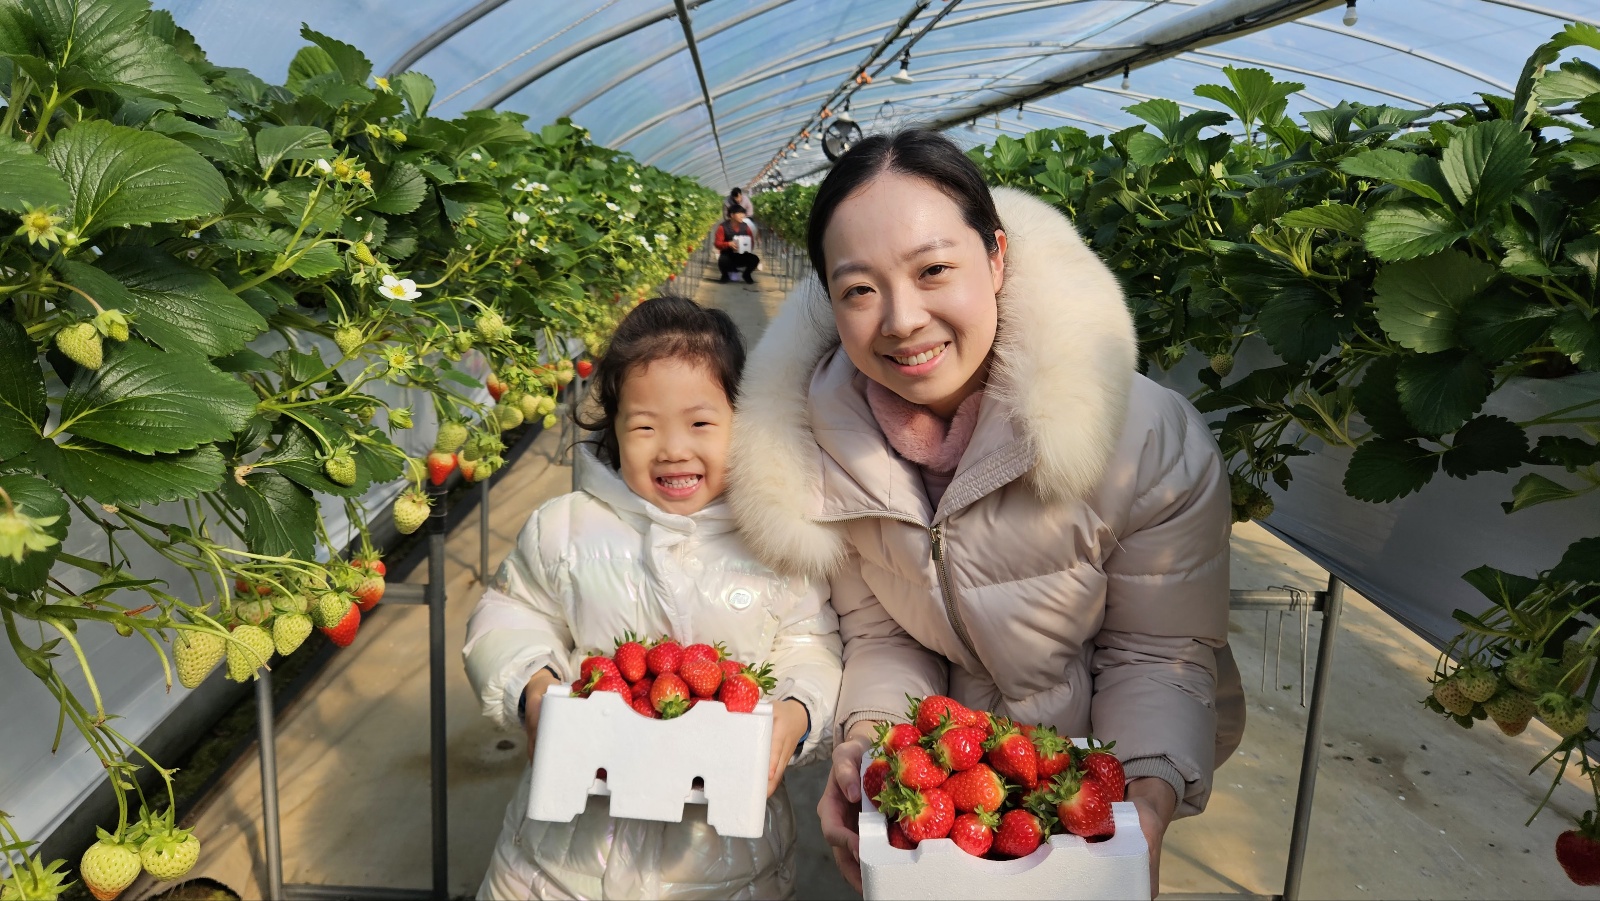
(155, 0, 1596, 190)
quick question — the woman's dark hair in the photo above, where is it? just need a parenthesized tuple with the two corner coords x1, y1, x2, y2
(729, 187, 744, 199)
(805, 128, 1002, 287)
(576, 295, 745, 469)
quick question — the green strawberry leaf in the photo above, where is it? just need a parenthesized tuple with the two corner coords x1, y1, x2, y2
(1550, 537, 1600, 586)
(24, 0, 225, 117)
(1338, 148, 1451, 204)
(27, 439, 225, 506)
(1255, 281, 1346, 364)
(1457, 289, 1557, 362)
(1352, 356, 1422, 440)
(62, 248, 268, 357)
(254, 125, 335, 178)
(0, 134, 71, 214)
(46, 121, 229, 239)
(1440, 415, 1527, 479)
(1551, 308, 1600, 371)
(1461, 565, 1540, 610)
(366, 162, 428, 215)
(260, 421, 370, 497)
(1363, 203, 1470, 261)
(222, 469, 315, 560)
(0, 315, 48, 457)
(392, 71, 436, 118)
(1530, 436, 1600, 472)
(1440, 120, 1534, 224)
(1373, 250, 1498, 353)
(0, 473, 70, 593)
(1343, 438, 1439, 503)
(1278, 203, 1367, 237)
(1501, 473, 1584, 514)
(57, 342, 256, 455)
(1396, 349, 1491, 436)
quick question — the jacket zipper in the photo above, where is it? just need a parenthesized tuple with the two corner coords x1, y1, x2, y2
(930, 524, 980, 664)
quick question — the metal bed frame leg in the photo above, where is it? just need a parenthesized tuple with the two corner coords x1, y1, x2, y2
(1282, 574, 1345, 901)
(478, 479, 490, 585)
(257, 670, 284, 900)
(426, 488, 449, 901)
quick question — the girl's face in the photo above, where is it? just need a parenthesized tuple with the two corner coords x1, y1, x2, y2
(822, 172, 1005, 418)
(616, 358, 732, 515)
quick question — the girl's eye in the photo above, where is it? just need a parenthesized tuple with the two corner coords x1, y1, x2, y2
(694, 421, 712, 428)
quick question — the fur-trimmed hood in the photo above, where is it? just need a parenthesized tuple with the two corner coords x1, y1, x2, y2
(728, 187, 1137, 576)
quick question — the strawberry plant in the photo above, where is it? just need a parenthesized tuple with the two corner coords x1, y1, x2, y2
(0, 0, 717, 893)
(759, 22, 1600, 882)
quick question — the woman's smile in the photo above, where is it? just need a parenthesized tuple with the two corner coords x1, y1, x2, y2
(885, 341, 949, 375)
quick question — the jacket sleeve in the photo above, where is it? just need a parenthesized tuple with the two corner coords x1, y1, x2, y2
(1091, 393, 1232, 818)
(833, 545, 950, 737)
(462, 499, 574, 731)
(712, 224, 733, 251)
(766, 576, 842, 766)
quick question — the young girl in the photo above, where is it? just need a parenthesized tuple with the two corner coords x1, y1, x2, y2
(463, 295, 841, 900)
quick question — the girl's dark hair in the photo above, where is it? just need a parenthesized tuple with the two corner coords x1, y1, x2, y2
(576, 295, 745, 469)
(805, 128, 1002, 287)
(729, 187, 743, 199)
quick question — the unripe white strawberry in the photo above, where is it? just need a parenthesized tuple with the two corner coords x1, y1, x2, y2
(273, 613, 313, 656)
(174, 631, 225, 689)
(225, 625, 274, 682)
(139, 829, 200, 881)
(80, 833, 140, 901)
(56, 322, 103, 369)
(393, 489, 430, 535)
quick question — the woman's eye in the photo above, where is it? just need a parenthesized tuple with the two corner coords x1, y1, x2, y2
(923, 264, 949, 278)
(842, 285, 871, 299)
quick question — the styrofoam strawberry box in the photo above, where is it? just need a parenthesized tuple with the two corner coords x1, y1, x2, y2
(859, 770, 1150, 900)
(526, 684, 774, 838)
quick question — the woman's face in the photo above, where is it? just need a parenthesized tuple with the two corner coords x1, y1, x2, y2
(615, 358, 732, 515)
(822, 172, 1004, 418)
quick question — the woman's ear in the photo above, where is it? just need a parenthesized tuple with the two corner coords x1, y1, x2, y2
(990, 230, 1008, 294)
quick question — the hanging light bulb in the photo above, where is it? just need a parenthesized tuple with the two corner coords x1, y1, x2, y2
(1017, 103, 1024, 121)
(1342, 0, 1358, 26)
(1121, 65, 1131, 91)
(893, 49, 915, 85)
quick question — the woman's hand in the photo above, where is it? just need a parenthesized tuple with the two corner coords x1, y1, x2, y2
(766, 699, 810, 796)
(521, 669, 561, 762)
(1126, 777, 1178, 899)
(818, 720, 878, 893)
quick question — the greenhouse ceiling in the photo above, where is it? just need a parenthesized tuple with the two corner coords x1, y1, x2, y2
(160, 0, 1598, 190)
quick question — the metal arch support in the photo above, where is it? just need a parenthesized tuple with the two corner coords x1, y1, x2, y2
(1183, 48, 1434, 107)
(1477, 0, 1600, 29)
(1291, 16, 1514, 93)
(1162, 57, 1334, 109)
(471, 0, 713, 111)
(671, 0, 730, 187)
(558, 0, 801, 120)
(385, 0, 515, 78)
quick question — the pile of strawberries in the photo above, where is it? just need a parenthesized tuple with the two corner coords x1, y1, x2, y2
(571, 633, 776, 719)
(864, 695, 1125, 860)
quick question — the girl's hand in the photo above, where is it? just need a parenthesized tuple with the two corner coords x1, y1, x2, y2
(521, 669, 562, 762)
(1126, 777, 1178, 899)
(766, 699, 810, 796)
(817, 720, 877, 894)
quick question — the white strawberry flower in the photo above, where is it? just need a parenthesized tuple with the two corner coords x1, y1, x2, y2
(379, 274, 421, 301)
(531, 182, 549, 192)
(471, 152, 483, 161)
(622, 211, 636, 222)
(512, 211, 530, 224)
(629, 184, 642, 193)
(314, 159, 333, 175)
(605, 201, 620, 212)
(655, 233, 669, 246)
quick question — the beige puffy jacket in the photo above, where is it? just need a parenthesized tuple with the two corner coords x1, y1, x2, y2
(729, 187, 1245, 816)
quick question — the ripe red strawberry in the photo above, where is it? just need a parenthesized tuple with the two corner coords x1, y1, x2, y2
(1078, 745, 1126, 802)
(646, 638, 683, 676)
(718, 662, 775, 713)
(682, 642, 722, 666)
(886, 819, 917, 850)
(631, 677, 653, 700)
(353, 574, 384, 612)
(650, 673, 691, 718)
(680, 658, 724, 698)
(719, 658, 747, 679)
(354, 554, 387, 577)
(571, 675, 595, 698)
(875, 721, 923, 756)
(614, 632, 648, 682)
(575, 359, 594, 378)
(992, 808, 1048, 859)
(319, 603, 361, 648)
(486, 371, 507, 401)
(985, 720, 1039, 789)
(862, 757, 891, 805)
(889, 746, 949, 791)
(942, 762, 1009, 813)
(1050, 770, 1116, 838)
(924, 722, 986, 772)
(1557, 815, 1600, 886)
(426, 451, 457, 486)
(881, 784, 955, 842)
(1032, 725, 1075, 781)
(950, 808, 1001, 858)
(910, 695, 972, 736)
(580, 655, 621, 684)
(631, 695, 660, 718)
(591, 673, 629, 697)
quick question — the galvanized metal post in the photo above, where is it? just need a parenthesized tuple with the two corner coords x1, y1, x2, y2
(478, 478, 490, 584)
(426, 485, 449, 901)
(1282, 574, 1345, 901)
(256, 669, 284, 900)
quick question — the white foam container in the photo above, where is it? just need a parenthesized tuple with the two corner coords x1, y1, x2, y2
(526, 684, 774, 838)
(859, 768, 1150, 900)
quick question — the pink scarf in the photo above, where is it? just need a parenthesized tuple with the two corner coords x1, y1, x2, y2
(865, 380, 984, 475)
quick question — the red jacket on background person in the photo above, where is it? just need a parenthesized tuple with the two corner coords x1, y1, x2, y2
(714, 217, 753, 252)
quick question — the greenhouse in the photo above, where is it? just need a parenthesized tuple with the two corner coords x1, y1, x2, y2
(1, 0, 1599, 899)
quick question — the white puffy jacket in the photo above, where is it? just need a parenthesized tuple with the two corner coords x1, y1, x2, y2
(463, 445, 842, 900)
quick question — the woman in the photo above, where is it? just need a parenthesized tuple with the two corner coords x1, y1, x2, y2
(727, 129, 1244, 895)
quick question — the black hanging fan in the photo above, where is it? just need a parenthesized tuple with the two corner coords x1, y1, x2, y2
(822, 117, 863, 162)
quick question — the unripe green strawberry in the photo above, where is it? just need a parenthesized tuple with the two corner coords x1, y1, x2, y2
(435, 420, 468, 454)
(535, 395, 557, 417)
(475, 309, 509, 342)
(1209, 352, 1234, 378)
(389, 406, 413, 429)
(1455, 664, 1497, 703)
(459, 434, 486, 463)
(1246, 493, 1275, 521)
(95, 309, 131, 342)
(333, 325, 365, 357)
(56, 322, 103, 369)
(273, 613, 313, 656)
(496, 403, 524, 429)
(139, 829, 200, 881)
(542, 413, 558, 430)
(312, 592, 352, 629)
(517, 393, 542, 420)
(174, 631, 225, 689)
(1538, 692, 1591, 738)
(1431, 676, 1474, 716)
(351, 242, 377, 266)
(1560, 640, 1592, 693)
(453, 331, 474, 353)
(323, 451, 357, 487)
(80, 834, 140, 901)
(1484, 687, 1537, 736)
(1506, 651, 1556, 694)
(226, 625, 274, 682)
(393, 489, 430, 535)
